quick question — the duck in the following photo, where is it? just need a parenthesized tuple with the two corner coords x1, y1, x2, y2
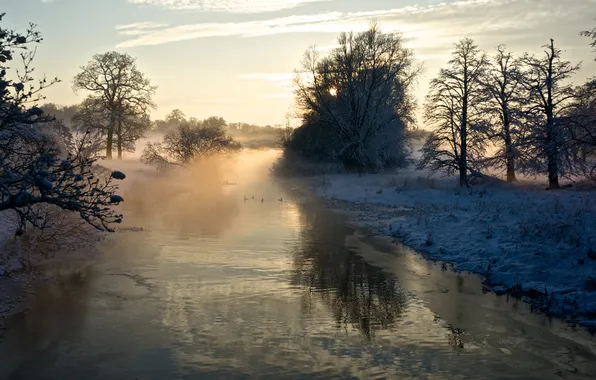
(252, 195, 255, 200)
(278, 197, 283, 202)
(243, 196, 248, 202)
(261, 198, 264, 203)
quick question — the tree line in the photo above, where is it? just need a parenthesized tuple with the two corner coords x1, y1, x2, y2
(281, 23, 596, 188)
(42, 103, 287, 159)
(419, 37, 595, 188)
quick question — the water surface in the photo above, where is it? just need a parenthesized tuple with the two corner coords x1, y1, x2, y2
(1, 152, 595, 379)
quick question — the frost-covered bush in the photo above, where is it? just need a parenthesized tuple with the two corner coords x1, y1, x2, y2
(288, 25, 419, 174)
(141, 121, 241, 170)
(0, 13, 125, 234)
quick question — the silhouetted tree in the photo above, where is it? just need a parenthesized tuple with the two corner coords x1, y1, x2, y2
(114, 101, 151, 158)
(141, 123, 241, 170)
(419, 38, 488, 186)
(40, 103, 79, 128)
(201, 116, 226, 130)
(518, 39, 580, 189)
(293, 24, 420, 172)
(166, 108, 185, 125)
(580, 21, 596, 60)
(73, 51, 156, 159)
(567, 79, 596, 176)
(71, 96, 110, 154)
(0, 13, 125, 233)
(479, 45, 525, 182)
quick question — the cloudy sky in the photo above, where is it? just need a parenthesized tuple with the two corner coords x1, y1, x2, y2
(3, 0, 596, 125)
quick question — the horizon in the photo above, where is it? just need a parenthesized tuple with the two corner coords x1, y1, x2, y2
(3, 0, 596, 126)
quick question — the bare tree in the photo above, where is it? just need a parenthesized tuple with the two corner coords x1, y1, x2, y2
(166, 109, 186, 124)
(518, 39, 581, 189)
(73, 51, 156, 159)
(202, 116, 227, 130)
(40, 103, 79, 128)
(580, 21, 596, 59)
(419, 38, 488, 186)
(152, 109, 187, 133)
(141, 122, 241, 170)
(114, 101, 151, 158)
(479, 45, 524, 182)
(0, 13, 125, 233)
(566, 79, 596, 176)
(294, 24, 420, 171)
(71, 96, 110, 154)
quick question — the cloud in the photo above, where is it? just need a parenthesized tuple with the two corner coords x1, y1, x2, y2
(126, 0, 331, 13)
(116, 0, 596, 48)
(116, 21, 170, 30)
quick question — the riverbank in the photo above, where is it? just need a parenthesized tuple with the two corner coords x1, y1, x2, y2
(0, 160, 133, 332)
(300, 169, 596, 326)
(0, 212, 30, 334)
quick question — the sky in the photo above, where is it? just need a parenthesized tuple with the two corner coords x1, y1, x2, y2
(3, 0, 596, 126)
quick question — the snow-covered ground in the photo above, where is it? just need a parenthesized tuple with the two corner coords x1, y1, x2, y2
(310, 168, 596, 325)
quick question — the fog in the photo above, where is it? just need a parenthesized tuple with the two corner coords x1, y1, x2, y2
(101, 142, 282, 238)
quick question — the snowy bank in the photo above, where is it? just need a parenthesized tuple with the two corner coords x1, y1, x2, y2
(311, 169, 596, 324)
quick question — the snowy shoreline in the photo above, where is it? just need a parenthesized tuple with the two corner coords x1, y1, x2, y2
(305, 170, 596, 326)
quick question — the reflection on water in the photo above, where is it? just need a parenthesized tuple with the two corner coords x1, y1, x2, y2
(289, 206, 407, 340)
(1, 150, 596, 379)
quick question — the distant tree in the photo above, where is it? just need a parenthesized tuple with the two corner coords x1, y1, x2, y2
(71, 96, 110, 153)
(419, 38, 488, 186)
(202, 116, 226, 130)
(227, 122, 240, 131)
(293, 24, 420, 172)
(518, 39, 581, 189)
(114, 101, 151, 157)
(0, 13, 125, 233)
(40, 103, 79, 128)
(152, 109, 187, 133)
(141, 123, 241, 170)
(165, 109, 186, 125)
(566, 79, 596, 175)
(73, 51, 156, 159)
(479, 45, 525, 182)
(580, 21, 596, 59)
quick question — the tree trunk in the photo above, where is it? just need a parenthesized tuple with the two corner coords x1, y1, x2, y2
(506, 154, 516, 182)
(460, 74, 468, 187)
(106, 128, 113, 159)
(459, 132, 467, 187)
(504, 121, 516, 182)
(546, 122, 559, 189)
(117, 119, 123, 160)
(546, 39, 559, 189)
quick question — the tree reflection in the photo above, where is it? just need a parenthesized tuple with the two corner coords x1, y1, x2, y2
(0, 269, 92, 374)
(289, 203, 407, 339)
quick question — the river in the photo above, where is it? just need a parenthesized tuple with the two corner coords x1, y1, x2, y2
(0, 150, 595, 379)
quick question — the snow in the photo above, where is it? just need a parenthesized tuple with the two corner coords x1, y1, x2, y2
(111, 170, 126, 180)
(311, 167, 596, 322)
(110, 195, 124, 204)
